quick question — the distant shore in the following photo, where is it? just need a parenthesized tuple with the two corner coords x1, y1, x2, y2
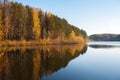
(89, 34, 120, 41)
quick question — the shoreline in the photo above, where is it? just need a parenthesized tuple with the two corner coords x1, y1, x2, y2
(0, 40, 84, 47)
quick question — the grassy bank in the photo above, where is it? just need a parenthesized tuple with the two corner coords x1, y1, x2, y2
(0, 39, 84, 47)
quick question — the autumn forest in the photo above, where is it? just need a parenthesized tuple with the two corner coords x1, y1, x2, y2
(0, 1, 87, 45)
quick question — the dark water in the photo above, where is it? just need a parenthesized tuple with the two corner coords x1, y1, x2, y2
(0, 42, 120, 80)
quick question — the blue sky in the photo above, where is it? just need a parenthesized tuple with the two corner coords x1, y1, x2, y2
(14, 0, 120, 35)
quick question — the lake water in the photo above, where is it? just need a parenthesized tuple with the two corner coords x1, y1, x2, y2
(0, 42, 120, 80)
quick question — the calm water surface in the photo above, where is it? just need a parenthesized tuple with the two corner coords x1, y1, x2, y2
(0, 42, 120, 80)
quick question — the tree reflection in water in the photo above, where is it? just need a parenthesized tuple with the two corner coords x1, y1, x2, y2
(89, 45, 120, 49)
(0, 44, 88, 80)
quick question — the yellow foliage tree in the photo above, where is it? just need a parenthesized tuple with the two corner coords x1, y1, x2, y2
(70, 30, 76, 41)
(47, 12, 52, 18)
(70, 30, 84, 43)
(33, 8, 41, 40)
(0, 10, 4, 41)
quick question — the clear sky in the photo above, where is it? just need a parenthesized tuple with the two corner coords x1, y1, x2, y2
(14, 0, 120, 35)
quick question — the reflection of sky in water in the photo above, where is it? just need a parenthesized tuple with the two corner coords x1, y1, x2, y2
(87, 41, 120, 46)
(87, 41, 120, 49)
(42, 42, 120, 80)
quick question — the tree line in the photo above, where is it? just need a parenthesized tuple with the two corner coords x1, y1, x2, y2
(0, 1, 87, 42)
(89, 34, 120, 41)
